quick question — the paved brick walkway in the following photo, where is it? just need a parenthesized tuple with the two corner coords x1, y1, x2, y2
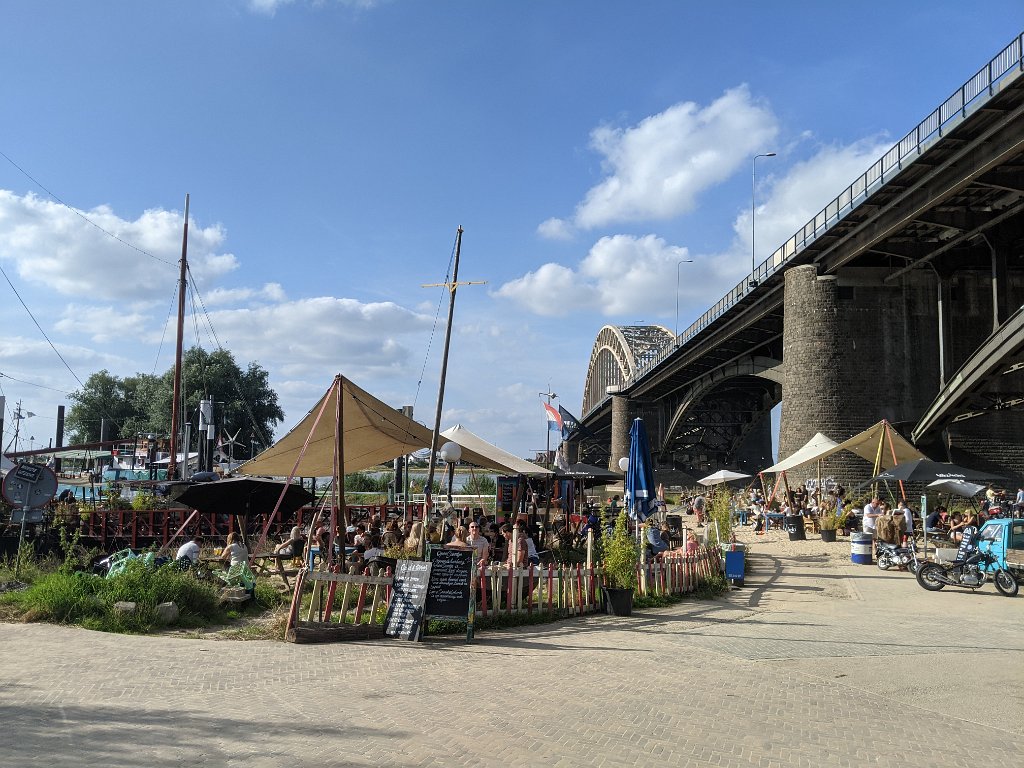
(1, 552, 1021, 767)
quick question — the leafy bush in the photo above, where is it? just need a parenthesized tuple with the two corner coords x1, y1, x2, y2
(604, 511, 639, 590)
(462, 474, 496, 495)
(706, 489, 733, 544)
(131, 490, 157, 510)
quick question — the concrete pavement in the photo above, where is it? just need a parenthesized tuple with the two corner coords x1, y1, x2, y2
(1, 550, 1021, 767)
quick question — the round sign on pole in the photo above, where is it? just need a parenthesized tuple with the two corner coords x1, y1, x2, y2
(2, 462, 58, 509)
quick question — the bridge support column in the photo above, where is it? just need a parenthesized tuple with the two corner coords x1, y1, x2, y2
(779, 266, 843, 463)
(609, 395, 636, 472)
(936, 274, 953, 388)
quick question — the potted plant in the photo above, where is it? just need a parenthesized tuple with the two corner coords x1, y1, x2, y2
(603, 510, 639, 616)
(818, 509, 847, 542)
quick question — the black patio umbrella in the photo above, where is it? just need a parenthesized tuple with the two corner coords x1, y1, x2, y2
(173, 476, 314, 518)
(867, 458, 1003, 485)
(554, 462, 622, 487)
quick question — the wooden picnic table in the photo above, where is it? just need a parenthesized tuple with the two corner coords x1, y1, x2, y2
(251, 551, 298, 587)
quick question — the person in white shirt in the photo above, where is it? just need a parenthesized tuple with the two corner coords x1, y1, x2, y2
(175, 535, 203, 565)
(465, 522, 490, 565)
(897, 501, 914, 537)
(862, 497, 881, 535)
(220, 532, 248, 566)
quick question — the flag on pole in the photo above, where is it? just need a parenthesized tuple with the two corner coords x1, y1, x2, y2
(543, 402, 562, 433)
(557, 405, 580, 441)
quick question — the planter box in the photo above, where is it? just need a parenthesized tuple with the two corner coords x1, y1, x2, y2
(603, 586, 633, 616)
(820, 529, 837, 542)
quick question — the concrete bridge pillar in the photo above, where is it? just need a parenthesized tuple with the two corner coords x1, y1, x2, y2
(609, 394, 636, 472)
(779, 265, 844, 462)
(780, 264, 943, 483)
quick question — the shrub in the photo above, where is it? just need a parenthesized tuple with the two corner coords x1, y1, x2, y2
(706, 489, 733, 544)
(604, 511, 639, 590)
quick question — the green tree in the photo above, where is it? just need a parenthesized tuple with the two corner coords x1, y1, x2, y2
(65, 370, 135, 442)
(66, 348, 284, 450)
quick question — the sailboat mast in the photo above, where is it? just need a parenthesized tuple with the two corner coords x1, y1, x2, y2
(167, 193, 189, 481)
(424, 226, 463, 515)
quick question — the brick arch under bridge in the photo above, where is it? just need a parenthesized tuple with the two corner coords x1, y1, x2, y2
(657, 356, 783, 475)
(582, 325, 674, 414)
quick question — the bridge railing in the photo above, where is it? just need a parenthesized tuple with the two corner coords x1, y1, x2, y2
(591, 32, 1024, 414)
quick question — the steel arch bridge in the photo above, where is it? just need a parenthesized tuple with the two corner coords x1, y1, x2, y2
(581, 325, 674, 414)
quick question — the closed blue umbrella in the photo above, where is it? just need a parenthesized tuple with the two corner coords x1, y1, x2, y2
(625, 417, 657, 523)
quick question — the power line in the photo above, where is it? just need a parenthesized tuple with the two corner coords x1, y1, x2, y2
(0, 148, 176, 267)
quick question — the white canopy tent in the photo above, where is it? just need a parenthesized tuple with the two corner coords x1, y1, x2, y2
(762, 433, 840, 474)
(440, 424, 551, 476)
(698, 469, 751, 486)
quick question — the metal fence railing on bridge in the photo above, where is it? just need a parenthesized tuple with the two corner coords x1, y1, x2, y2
(588, 32, 1024, 417)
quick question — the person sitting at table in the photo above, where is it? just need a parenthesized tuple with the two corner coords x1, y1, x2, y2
(405, 521, 426, 558)
(924, 507, 944, 535)
(502, 523, 528, 568)
(947, 513, 967, 543)
(363, 533, 384, 563)
(446, 526, 468, 548)
(220, 532, 248, 567)
(646, 523, 669, 560)
(175, 534, 203, 566)
(466, 521, 490, 565)
(350, 524, 369, 548)
(685, 529, 701, 554)
(274, 525, 305, 556)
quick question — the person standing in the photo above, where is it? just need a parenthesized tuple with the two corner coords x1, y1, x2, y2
(897, 500, 915, 539)
(862, 497, 882, 537)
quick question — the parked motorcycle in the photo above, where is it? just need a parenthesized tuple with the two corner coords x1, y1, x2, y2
(916, 547, 1019, 597)
(876, 539, 919, 573)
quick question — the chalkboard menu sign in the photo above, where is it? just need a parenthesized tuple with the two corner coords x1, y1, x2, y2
(384, 560, 431, 641)
(497, 476, 517, 513)
(425, 548, 474, 621)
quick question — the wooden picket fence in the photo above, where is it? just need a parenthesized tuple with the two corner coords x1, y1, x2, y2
(285, 544, 723, 642)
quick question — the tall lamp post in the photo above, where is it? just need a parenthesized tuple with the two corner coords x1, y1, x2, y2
(750, 152, 776, 288)
(674, 258, 694, 337)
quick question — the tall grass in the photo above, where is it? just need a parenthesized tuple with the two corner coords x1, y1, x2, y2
(2, 560, 223, 633)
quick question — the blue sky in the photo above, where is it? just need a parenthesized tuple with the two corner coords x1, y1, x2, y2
(1, 2, 1021, 461)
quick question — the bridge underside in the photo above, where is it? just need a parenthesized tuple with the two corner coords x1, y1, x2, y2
(575, 44, 1024, 484)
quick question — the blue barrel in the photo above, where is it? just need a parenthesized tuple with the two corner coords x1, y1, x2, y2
(851, 532, 873, 565)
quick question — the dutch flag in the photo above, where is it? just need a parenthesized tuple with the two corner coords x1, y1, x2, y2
(543, 402, 562, 433)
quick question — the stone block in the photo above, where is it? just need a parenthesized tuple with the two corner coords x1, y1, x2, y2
(155, 601, 179, 624)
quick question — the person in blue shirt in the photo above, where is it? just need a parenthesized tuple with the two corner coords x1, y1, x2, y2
(646, 523, 669, 559)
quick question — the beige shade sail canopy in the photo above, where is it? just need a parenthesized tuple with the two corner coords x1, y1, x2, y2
(762, 421, 926, 476)
(440, 424, 551, 477)
(238, 375, 541, 478)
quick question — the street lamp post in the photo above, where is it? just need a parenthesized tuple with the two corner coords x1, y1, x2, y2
(750, 152, 776, 288)
(674, 258, 694, 337)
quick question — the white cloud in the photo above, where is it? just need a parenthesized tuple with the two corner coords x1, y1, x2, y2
(203, 283, 288, 307)
(505, 134, 901, 324)
(496, 234, 691, 318)
(562, 86, 778, 231)
(0, 191, 236, 302)
(737, 135, 893, 263)
(536, 217, 575, 241)
(247, 0, 384, 15)
(193, 296, 433, 380)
